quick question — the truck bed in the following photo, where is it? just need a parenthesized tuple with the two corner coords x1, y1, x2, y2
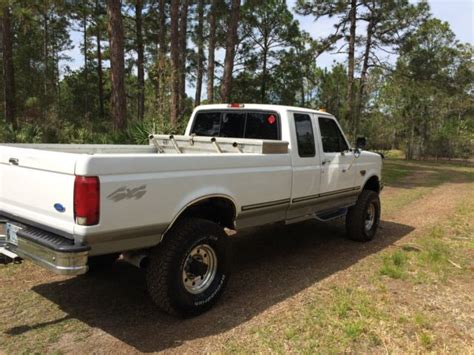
(1, 138, 292, 256)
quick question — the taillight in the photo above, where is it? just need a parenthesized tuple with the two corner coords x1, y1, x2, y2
(74, 176, 100, 226)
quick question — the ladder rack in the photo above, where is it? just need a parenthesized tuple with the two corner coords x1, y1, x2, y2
(149, 134, 288, 155)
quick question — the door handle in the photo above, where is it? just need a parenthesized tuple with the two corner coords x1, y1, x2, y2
(322, 159, 330, 165)
(9, 158, 19, 166)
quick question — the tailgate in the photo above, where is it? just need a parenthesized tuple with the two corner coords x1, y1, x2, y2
(0, 146, 78, 237)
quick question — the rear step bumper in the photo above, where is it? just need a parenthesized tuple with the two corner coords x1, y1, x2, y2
(0, 219, 90, 276)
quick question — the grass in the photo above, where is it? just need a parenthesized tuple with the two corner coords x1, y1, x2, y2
(233, 286, 385, 353)
(382, 149, 405, 160)
(379, 250, 407, 279)
(382, 161, 413, 184)
(381, 158, 473, 215)
(221, 159, 474, 353)
(379, 206, 472, 284)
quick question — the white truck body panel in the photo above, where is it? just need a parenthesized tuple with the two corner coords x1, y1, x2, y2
(0, 146, 77, 236)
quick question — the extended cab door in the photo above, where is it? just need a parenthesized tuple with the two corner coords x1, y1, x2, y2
(317, 116, 359, 198)
(286, 112, 322, 220)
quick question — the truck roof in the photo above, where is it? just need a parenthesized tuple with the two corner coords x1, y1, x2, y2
(194, 104, 334, 117)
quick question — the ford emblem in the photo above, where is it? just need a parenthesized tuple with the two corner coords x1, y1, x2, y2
(54, 203, 66, 213)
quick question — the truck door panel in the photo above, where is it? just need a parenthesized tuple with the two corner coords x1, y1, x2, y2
(317, 116, 358, 195)
(287, 112, 322, 220)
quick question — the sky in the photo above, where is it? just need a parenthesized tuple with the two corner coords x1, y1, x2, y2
(62, 0, 473, 75)
(287, 0, 474, 69)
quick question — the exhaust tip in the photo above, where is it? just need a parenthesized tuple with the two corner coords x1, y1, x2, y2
(122, 252, 149, 269)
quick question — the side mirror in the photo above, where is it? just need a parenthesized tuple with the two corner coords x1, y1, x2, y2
(356, 137, 367, 149)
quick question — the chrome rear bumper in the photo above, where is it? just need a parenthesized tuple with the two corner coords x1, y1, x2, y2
(0, 219, 89, 276)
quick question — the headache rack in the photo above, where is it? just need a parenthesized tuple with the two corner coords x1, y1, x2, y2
(149, 134, 288, 155)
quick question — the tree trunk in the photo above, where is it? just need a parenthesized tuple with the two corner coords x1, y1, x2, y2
(194, 0, 204, 107)
(106, 0, 126, 131)
(2, 5, 16, 128)
(136, 0, 145, 120)
(220, 0, 240, 102)
(347, 0, 357, 136)
(156, 0, 166, 108)
(178, 0, 189, 114)
(43, 12, 49, 108)
(170, 0, 180, 125)
(407, 118, 415, 160)
(355, 17, 374, 137)
(96, 0, 104, 117)
(261, 42, 268, 103)
(301, 82, 305, 107)
(83, 8, 88, 117)
(206, 0, 217, 103)
(55, 50, 60, 101)
(97, 30, 104, 117)
(158, 0, 166, 57)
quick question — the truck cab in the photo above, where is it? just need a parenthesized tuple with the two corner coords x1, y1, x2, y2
(186, 104, 382, 223)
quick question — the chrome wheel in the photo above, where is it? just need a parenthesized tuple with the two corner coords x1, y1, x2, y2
(365, 203, 376, 232)
(182, 244, 217, 294)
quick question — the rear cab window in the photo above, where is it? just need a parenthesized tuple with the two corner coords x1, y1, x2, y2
(191, 110, 281, 140)
(294, 113, 316, 157)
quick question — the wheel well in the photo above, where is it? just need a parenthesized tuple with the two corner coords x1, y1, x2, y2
(363, 176, 380, 193)
(171, 197, 236, 231)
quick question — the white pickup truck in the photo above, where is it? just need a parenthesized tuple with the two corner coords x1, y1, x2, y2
(1, 104, 383, 316)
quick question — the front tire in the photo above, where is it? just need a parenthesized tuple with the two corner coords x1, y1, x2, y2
(146, 218, 231, 317)
(346, 190, 381, 242)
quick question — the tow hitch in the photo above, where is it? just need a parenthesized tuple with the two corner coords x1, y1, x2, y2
(0, 247, 22, 265)
(0, 222, 22, 265)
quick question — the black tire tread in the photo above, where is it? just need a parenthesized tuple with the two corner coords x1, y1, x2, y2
(146, 218, 227, 316)
(346, 190, 380, 242)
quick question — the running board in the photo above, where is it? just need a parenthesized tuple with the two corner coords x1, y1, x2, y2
(314, 208, 348, 222)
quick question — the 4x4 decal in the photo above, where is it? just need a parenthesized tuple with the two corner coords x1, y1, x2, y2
(107, 185, 147, 202)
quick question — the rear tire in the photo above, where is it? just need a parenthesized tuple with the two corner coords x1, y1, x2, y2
(146, 218, 231, 317)
(346, 190, 381, 242)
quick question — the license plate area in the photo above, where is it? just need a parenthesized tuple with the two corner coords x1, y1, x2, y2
(5, 223, 22, 246)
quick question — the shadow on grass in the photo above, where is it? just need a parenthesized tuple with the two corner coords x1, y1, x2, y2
(6, 315, 72, 336)
(13, 219, 415, 352)
(382, 159, 473, 189)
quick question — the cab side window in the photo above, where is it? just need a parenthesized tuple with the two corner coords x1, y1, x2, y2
(294, 113, 315, 157)
(318, 117, 349, 153)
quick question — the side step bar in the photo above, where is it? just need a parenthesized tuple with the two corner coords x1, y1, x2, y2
(315, 208, 348, 222)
